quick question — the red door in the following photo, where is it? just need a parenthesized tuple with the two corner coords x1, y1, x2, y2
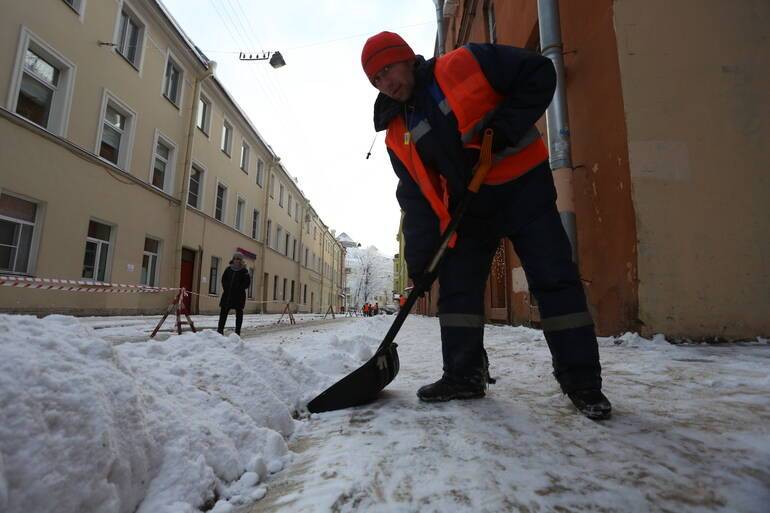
(180, 249, 196, 313)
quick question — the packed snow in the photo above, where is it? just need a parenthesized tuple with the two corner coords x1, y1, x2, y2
(0, 313, 768, 513)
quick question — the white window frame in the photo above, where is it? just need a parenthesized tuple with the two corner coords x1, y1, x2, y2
(266, 219, 272, 246)
(112, 0, 147, 73)
(61, 0, 87, 20)
(240, 140, 250, 173)
(235, 195, 246, 232)
(7, 27, 77, 137)
(161, 49, 185, 110)
(255, 158, 264, 187)
(279, 183, 285, 207)
(275, 225, 283, 252)
(288, 194, 293, 215)
(187, 161, 206, 210)
(82, 218, 114, 282)
(269, 173, 275, 198)
(148, 129, 177, 194)
(141, 236, 161, 287)
(214, 180, 228, 223)
(0, 190, 44, 276)
(196, 91, 212, 136)
(251, 209, 260, 240)
(95, 89, 137, 171)
(221, 117, 233, 156)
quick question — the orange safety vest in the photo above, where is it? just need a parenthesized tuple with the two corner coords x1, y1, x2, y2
(385, 46, 549, 247)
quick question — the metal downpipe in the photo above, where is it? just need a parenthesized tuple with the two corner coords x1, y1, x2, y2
(538, 0, 578, 263)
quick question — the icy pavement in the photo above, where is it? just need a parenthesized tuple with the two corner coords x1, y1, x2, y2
(247, 317, 770, 513)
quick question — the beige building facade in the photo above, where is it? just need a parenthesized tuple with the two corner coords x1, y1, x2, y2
(0, 0, 344, 315)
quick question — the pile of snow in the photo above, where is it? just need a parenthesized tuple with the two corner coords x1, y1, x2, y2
(0, 314, 373, 513)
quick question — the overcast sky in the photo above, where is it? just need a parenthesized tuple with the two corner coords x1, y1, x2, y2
(161, 0, 438, 256)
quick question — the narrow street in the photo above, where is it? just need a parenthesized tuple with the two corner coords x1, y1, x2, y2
(245, 316, 770, 513)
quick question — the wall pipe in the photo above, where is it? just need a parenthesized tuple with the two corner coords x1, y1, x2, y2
(173, 61, 216, 291)
(538, 0, 579, 262)
(433, 0, 445, 55)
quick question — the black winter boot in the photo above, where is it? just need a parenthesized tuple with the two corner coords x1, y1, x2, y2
(417, 375, 486, 402)
(567, 389, 612, 420)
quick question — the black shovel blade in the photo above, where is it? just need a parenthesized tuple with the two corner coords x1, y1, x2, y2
(307, 343, 400, 413)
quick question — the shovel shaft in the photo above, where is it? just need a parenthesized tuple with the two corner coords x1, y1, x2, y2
(376, 129, 494, 353)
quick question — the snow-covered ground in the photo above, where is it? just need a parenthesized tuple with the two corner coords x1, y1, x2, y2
(0, 313, 768, 513)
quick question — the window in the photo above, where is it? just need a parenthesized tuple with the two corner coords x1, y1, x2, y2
(10, 30, 75, 135)
(284, 233, 290, 256)
(303, 284, 307, 304)
(215, 183, 227, 222)
(247, 267, 254, 299)
(163, 54, 183, 106)
(151, 132, 176, 193)
(62, 0, 85, 16)
(304, 247, 308, 266)
(279, 183, 285, 207)
(282, 278, 287, 300)
(235, 197, 245, 231)
(82, 220, 112, 281)
(251, 209, 260, 239)
(290, 280, 295, 302)
(116, 4, 144, 68)
(276, 226, 283, 251)
(485, 0, 497, 44)
(196, 94, 211, 135)
(288, 194, 293, 214)
(292, 239, 297, 261)
(272, 275, 278, 300)
(270, 173, 275, 198)
(0, 193, 39, 274)
(141, 237, 160, 287)
(266, 219, 272, 246)
(97, 93, 135, 170)
(294, 203, 299, 222)
(256, 158, 264, 187)
(188, 164, 203, 208)
(313, 226, 317, 240)
(209, 256, 220, 294)
(221, 120, 233, 156)
(240, 141, 250, 172)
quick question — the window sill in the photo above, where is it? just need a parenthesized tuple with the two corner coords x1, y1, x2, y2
(163, 94, 181, 110)
(116, 51, 140, 72)
(197, 126, 209, 138)
(240, 168, 248, 175)
(221, 149, 231, 158)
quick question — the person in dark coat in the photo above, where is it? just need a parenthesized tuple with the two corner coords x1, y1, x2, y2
(217, 252, 250, 336)
(360, 32, 611, 420)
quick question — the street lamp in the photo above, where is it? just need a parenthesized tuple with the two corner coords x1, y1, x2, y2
(238, 51, 286, 69)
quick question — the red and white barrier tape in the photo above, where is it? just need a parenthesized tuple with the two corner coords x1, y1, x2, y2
(0, 275, 180, 294)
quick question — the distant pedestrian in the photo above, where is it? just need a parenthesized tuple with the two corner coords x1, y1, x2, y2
(374, 302, 380, 315)
(217, 252, 250, 336)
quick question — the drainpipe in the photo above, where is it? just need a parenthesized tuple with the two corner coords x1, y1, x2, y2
(433, 0, 445, 55)
(296, 199, 304, 312)
(538, 0, 578, 262)
(258, 155, 280, 312)
(174, 61, 216, 288)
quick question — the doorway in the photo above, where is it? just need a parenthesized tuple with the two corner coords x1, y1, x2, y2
(180, 248, 196, 313)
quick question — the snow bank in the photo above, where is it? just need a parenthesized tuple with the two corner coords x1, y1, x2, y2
(0, 314, 371, 513)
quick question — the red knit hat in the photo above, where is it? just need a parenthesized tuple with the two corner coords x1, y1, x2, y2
(361, 31, 416, 82)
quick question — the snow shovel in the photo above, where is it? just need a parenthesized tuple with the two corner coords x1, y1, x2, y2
(307, 129, 495, 413)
